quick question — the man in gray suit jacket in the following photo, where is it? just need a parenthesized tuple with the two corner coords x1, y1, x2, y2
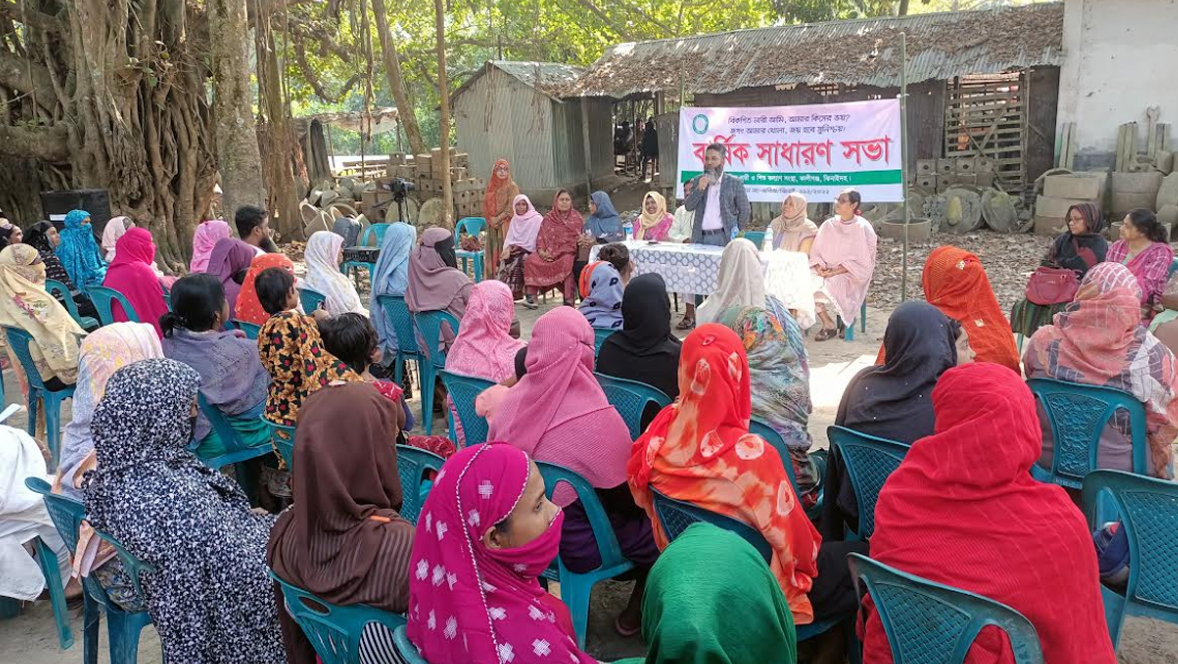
(684, 143, 751, 247)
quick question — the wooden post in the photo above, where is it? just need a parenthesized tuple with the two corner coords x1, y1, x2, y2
(581, 97, 593, 198)
(435, 0, 453, 226)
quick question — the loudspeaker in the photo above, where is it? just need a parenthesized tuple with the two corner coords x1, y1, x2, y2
(39, 189, 113, 235)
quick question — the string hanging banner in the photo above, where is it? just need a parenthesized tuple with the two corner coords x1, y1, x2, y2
(677, 99, 903, 202)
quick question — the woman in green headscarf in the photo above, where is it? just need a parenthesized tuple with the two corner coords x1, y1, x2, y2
(614, 522, 797, 664)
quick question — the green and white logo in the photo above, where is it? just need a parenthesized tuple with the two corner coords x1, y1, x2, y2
(691, 114, 709, 135)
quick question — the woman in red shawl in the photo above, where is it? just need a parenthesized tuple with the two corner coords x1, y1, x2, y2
(101, 228, 169, 338)
(483, 159, 520, 281)
(524, 189, 581, 304)
(864, 362, 1116, 664)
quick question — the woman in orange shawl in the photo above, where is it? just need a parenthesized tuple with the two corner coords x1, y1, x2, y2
(629, 324, 850, 626)
(234, 253, 296, 326)
(883, 246, 1019, 373)
(482, 159, 520, 281)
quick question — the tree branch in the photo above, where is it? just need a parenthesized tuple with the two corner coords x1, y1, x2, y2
(0, 1, 60, 32)
(0, 49, 57, 110)
(573, 0, 634, 39)
(292, 39, 360, 102)
(0, 123, 68, 161)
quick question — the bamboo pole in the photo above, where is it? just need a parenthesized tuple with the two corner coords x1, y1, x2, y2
(901, 32, 911, 302)
(435, 0, 453, 227)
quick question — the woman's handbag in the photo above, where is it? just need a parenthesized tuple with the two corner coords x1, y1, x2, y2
(1025, 266, 1079, 305)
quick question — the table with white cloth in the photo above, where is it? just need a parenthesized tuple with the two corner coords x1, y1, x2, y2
(590, 241, 818, 329)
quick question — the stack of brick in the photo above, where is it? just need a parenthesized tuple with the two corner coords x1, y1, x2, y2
(357, 149, 486, 220)
(911, 157, 997, 195)
(1033, 172, 1107, 236)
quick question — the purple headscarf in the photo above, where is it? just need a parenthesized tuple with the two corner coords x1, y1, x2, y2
(205, 237, 257, 313)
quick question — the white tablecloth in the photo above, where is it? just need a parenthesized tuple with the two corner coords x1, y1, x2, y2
(590, 241, 818, 328)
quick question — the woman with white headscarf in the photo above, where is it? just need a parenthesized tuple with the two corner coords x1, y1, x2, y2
(497, 194, 544, 304)
(697, 238, 793, 327)
(302, 230, 367, 317)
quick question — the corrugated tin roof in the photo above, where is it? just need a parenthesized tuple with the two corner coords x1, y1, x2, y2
(452, 61, 585, 102)
(567, 3, 1064, 98)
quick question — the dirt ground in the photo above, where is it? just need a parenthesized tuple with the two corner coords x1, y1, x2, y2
(3, 229, 1177, 662)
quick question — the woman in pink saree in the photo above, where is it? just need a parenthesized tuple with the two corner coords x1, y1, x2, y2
(1105, 208, 1175, 323)
(810, 189, 877, 341)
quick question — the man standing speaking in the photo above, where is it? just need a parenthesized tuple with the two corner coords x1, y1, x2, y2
(684, 143, 750, 247)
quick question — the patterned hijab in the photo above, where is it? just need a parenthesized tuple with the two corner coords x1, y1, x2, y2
(190, 219, 232, 273)
(25, 221, 72, 288)
(234, 253, 295, 326)
(258, 311, 360, 426)
(204, 238, 256, 313)
(55, 209, 106, 289)
(303, 231, 366, 316)
(0, 243, 84, 384)
(445, 280, 525, 383)
(577, 262, 624, 330)
(628, 324, 821, 625)
(406, 443, 593, 664)
(82, 359, 284, 663)
(370, 222, 417, 353)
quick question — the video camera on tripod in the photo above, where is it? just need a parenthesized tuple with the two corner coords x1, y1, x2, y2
(374, 177, 414, 222)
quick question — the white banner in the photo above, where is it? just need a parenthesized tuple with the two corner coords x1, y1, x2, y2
(676, 99, 903, 203)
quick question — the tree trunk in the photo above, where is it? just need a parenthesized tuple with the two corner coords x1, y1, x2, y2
(371, 0, 424, 156)
(434, 0, 452, 227)
(898, 0, 910, 15)
(208, 0, 267, 221)
(255, 5, 303, 239)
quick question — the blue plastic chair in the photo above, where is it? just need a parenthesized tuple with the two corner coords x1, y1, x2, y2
(375, 295, 421, 387)
(413, 310, 460, 435)
(1082, 470, 1178, 648)
(742, 230, 766, 250)
(841, 298, 869, 341)
(395, 443, 445, 525)
(594, 372, 671, 440)
(848, 553, 1044, 663)
(454, 217, 487, 283)
(537, 461, 635, 649)
(191, 393, 273, 502)
(439, 370, 494, 447)
(393, 624, 429, 664)
(271, 572, 406, 664)
(827, 425, 910, 541)
(592, 327, 614, 356)
(25, 478, 157, 664)
(46, 279, 99, 331)
(18, 476, 72, 649)
(1027, 377, 1148, 490)
(86, 286, 140, 326)
(299, 286, 328, 314)
(265, 419, 297, 471)
(229, 319, 260, 340)
(5, 326, 74, 470)
(749, 417, 823, 520)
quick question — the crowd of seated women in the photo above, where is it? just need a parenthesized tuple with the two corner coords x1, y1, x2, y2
(6, 189, 1172, 664)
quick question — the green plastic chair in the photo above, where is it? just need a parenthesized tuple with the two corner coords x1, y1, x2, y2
(395, 443, 445, 525)
(413, 310, 460, 435)
(1027, 378, 1148, 490)
(594, 372, 671, 440)
(538, 461, 635, 649)
(392, 624, 429, 664)
(375, 295, 421, 387)
(439, 370, 494, 447)
(827, 425, 910, 541)
(229, 319, 261, 340)
(454, 217, 487, 283)
(298, 286, 328, 314)
(17, 481, 71, 648)
(742, 230, 766, 250)
(85, 286, 140, 326)
(1082, 470, 1178, 648)
(46, 279, 99, 330)
(749, 417, 823, 520)
(848, 553, 1044, 663)
(190, 394, 272, 502)
(4, 326, 74, 470)
(270, 572, 406, 664)
(264, 418, 297, 471)
(840, 298, 869, 341)
(592, 327, 614, 356)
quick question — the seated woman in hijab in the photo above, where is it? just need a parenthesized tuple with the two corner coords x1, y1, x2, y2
(596, 273, 682, 428)
(189, 219, 232, 273)
(161, 273, 270, 461)
(0, 244, 84, 394)
(268, 382, 415, 664)
(612, 524, 797, 664)
(406, 227, 472, 354)
(630, 324, 867, 626)
(770, 192, 818, 253)
(864, 363, 1117, 664)
(1106, 208, 1175, 323)
(1024, 262, 1178, 480)
(696, 238, 793, 327)
(234, 253, 297, 326)
(0, 219, 21, 250)
(810, 189, 877, 341)
(496, 194, 543, 305)
(489, 307, 658, 636)
(102, 228, 169, 337)
(303, 230, 368, 317)
(524, 189, 582, 307)
(633, 192, 673, 242)
(1010, 203, 1107, 338)
(25, 221, 99, 321)
(406, 443, 596, 664)
(83, 359, 285, 663)
(823, 301, 962, 541)
(100, 216, 131, 262)
(204, 237, 257, 315)
(578, 260, 625, 331)
(55, 209, 106, 290)
(368, 222, 416, 360)
(584, 191, 625, 245)
(716, 304, 820, 511)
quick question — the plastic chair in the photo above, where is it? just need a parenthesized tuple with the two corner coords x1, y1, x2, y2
(841, 298, 869, 341)
(18, 477, 72, 649)
(191, 393, 273, 503)
(592, 327, 614, 357)
(25, 478, 157, 664)
(454, 217, 487, 283)
(359, 222, 391, 248)
(1026, 377, 1148, 490)
(4, 326, 74, 470)
(594, 372, 671, 440)
(848, 553, 1044, 664)
(395, 443, 445, 525)
(229, 319, 260, 340)
(299, 286, 328, 314)
(270, 572, 406, 664)
(46, 279, 99, 331)
(375, 295, 421, 388)
(742, 230, 766, 250)
(392, 624, 429, 664)
(265, 419, 297, 471)
(827, 425, 910, 541)
(439, 370, 494, 447)
(86, 286, 140, 326)
(749, 417, 822, 520)
(413, 310, 460, 435)
(1082, 470, 1178, 648)
(538, 462, 635, 649)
